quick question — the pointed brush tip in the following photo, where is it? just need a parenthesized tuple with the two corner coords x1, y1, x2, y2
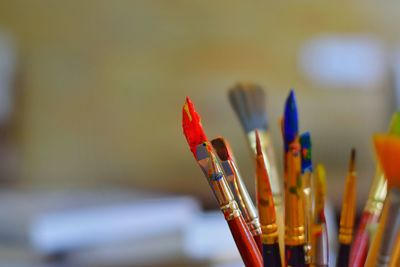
(288, 88, 296, 101)
(349, 148, 356, 172)
(283, 89, 298, 143)
(255, 130, 262, 155)
(351, 147, 356, 159)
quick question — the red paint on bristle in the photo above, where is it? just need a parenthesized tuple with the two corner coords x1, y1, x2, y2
(182, 97, 208, 156)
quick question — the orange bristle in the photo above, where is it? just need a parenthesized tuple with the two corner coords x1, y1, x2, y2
(255, 130, 262, 156)
(374, 134, 400, 189)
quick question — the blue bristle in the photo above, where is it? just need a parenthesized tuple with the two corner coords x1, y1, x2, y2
(283, 89, 298, 147)
(300, 132, 312, 173)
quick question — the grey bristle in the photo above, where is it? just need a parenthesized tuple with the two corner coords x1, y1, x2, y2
(228, 83, 268, 133)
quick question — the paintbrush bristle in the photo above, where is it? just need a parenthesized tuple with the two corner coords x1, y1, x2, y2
(228, 83, 268, 133)
(374, 134, 400, 189)
(316, 164, 327, 198)
(182, 97, 208, 155)
(315, 164, 327, 222)
(389, 111, 400, 135)
(211, 137, 232, 161)
(300, 132, 312, 173)
(283, 89, 298, 145)
(255, 130, 262, 156)
(349, 148, 356, 173)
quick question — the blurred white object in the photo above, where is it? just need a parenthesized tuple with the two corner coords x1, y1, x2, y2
(66, 211, 241, 267)
(0, 30, 17, 124)
(183, 212, 239, 261)
(0, 190, 243, 266)
(30, 196, 200, 254)
(299, 34, 387, 89)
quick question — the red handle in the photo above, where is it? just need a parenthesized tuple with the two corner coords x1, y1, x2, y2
(350, 211, 380, 267)
(228, 216, 263, 267)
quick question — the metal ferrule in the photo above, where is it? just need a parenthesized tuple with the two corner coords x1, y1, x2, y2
(220, 159, 261, 236)
(196, 143, 241, 220)
(375, 188, 400, 267)
(339, 171, 357, 245)
(365, 168, 387, 214)
(311, 223, 329, 267)
(247, 130, 283, 207)
(261, 222, 279, 244)
(284, 140, 305, 246)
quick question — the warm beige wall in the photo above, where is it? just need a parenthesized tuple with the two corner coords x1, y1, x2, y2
(0, 1, 398, 207)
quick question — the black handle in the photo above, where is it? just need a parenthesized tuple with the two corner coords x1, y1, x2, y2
(336, 244, 350, 267)
(285, 245, 306, 267)
(263, 243, 282, 267)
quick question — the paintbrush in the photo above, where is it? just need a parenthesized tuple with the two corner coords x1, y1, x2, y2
(388, 231, 400, 267)
(336, 149, 357, 267)
(211, 137, 262, 251)
(300, 132, 313, 265)
(283, 90, 306, 267)
(255, 130, 282, 267)
(365, 134, 400, 267)
(311, 164, 329, 267)
(350, 112, 400, 267)
(182, 97, 262, 267)
(228, 83, 284, 232)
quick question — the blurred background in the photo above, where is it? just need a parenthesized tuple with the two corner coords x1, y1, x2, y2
(0, 1, 398, 266)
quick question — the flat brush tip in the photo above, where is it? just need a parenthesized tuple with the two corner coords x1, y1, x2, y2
(255, 130, 262, 155)
(228, 82, 268, 132)
(374, 134, 400, 189)
(211, 137, 231, 161)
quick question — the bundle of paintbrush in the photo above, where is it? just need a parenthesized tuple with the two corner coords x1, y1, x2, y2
(182, 85, 400, 267)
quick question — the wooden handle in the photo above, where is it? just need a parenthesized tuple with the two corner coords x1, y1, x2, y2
(228, 216, 263, 267)
(350, 211, 379, 267)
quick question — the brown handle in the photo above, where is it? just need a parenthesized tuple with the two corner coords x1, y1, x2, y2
(253, 233, 262, 253)
(227, 216, 263, 267)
